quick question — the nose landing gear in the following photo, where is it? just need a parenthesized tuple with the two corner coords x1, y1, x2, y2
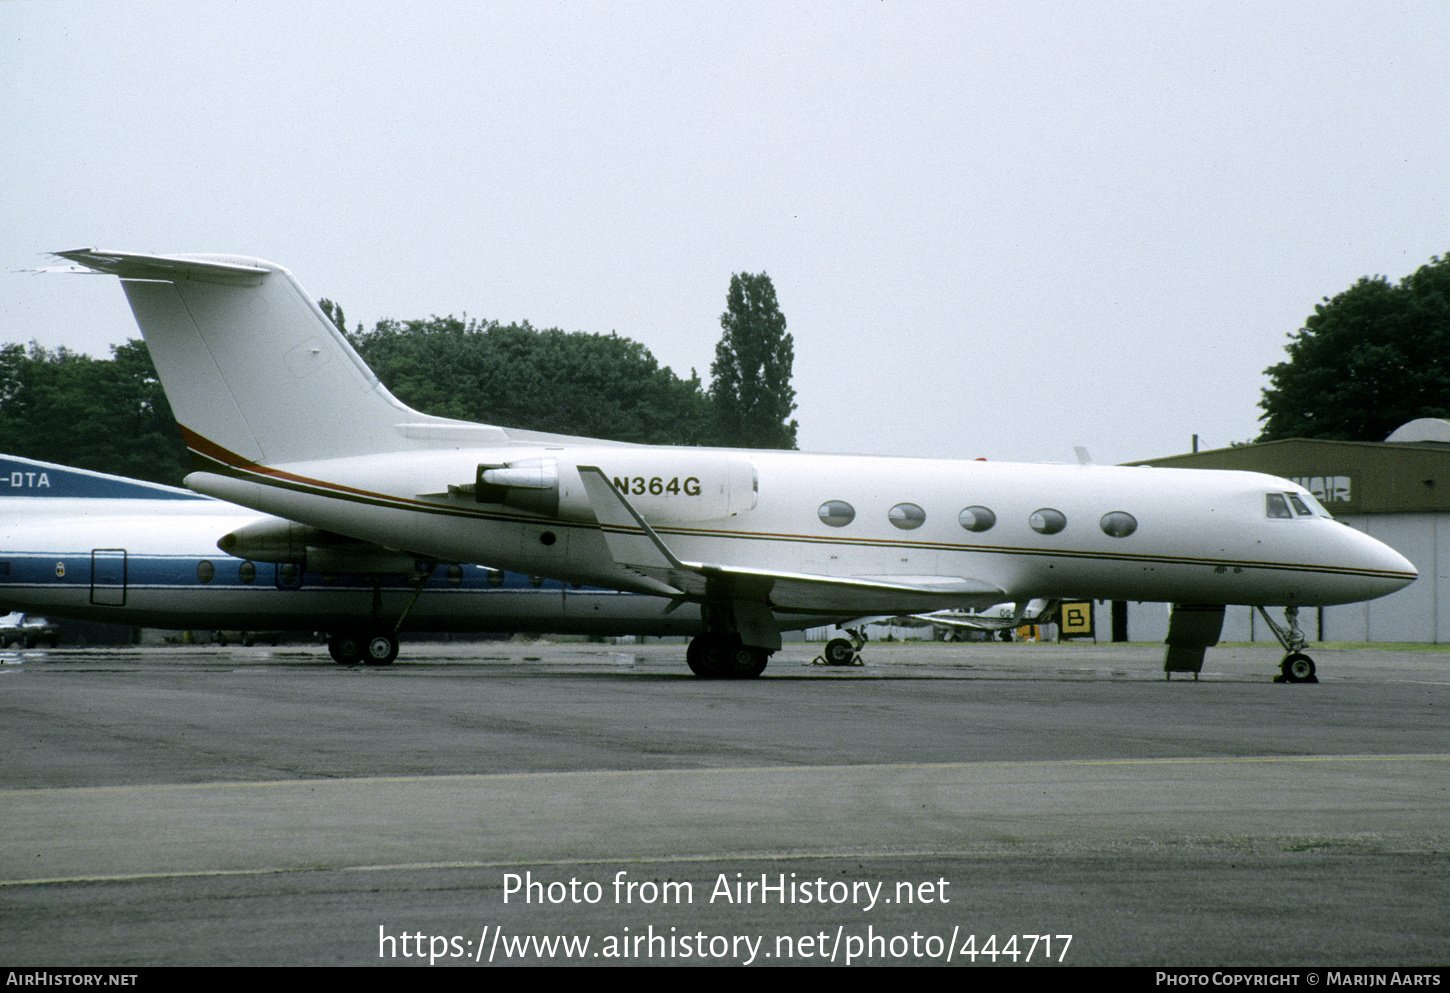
(1280, 651, 1317, 683)
(1257, 606, 1319, 683)
(815, 627, 866, 666)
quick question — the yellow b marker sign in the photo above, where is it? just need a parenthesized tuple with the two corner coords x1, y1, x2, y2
(1061, 601, 1094, 638)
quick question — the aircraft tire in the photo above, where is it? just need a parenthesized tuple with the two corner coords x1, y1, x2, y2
(686, 634, 725, 677)
(328, 633, 364, 665)
(823, 638, 855, 665)
(364, 632, 399, 666)
(722, 640, 769, 679)
(1281, 652, 1317, 684)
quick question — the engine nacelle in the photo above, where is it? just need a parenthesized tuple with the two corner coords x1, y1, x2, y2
(218, 518, 421, 575)
(468, 451, 757, 524)
(218, 518, 312, 563)
(475, 458, 560, 516)
(585, 450, 757, 522)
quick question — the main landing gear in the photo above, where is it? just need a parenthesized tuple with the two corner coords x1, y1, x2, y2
(685, 633, 771, 679)
(328, 566, 433, 666)
(1257, 606, 1318, 684)
(328, 629, 400, 666)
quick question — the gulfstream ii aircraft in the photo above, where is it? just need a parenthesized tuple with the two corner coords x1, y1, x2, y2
(52, 249, 1417, 680)
(0, 454, 793, 664)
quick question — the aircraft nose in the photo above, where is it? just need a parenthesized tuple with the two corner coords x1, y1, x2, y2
(1350, 527, 1417, 597)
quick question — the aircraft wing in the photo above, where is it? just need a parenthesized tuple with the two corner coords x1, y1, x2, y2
(576, 466, 1005, 615)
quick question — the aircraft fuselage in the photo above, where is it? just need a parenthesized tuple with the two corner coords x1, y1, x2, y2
(184, 445, 1414, 616)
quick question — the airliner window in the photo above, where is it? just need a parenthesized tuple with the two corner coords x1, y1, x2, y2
(889, 502, 926, 530)
(959, 506, 996, 532)
(818, 500, 855, 527)
(1266, 493, 1292, 519)
(487, 568, 505, 587)
(239, 561, 256, 584)
(1030, 508, 1067, 535)
(1099, 511, 1137, 538)
(196, 560, 215, 584)
(447, 564, 463, 587)
(1287, 493, 1313, 516)
(529, 575, 545, 588)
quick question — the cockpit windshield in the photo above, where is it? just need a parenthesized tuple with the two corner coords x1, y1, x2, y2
(1297, 490, 1333, 517)
(1266, 493, 1292, 519)
(1267, 491, 1331, 519)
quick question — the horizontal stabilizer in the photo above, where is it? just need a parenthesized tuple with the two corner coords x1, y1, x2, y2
(51, 249, 270, 284)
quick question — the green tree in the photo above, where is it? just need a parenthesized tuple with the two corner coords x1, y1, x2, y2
(1259, 252, 1450, 441)
(710, 272, 798, 449)
(319, 298, 347, 334)
(349, 317, 712, 445)
(0, 339, 192, 485)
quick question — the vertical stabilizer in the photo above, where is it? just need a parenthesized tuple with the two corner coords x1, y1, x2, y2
(52, 249, 473, 469)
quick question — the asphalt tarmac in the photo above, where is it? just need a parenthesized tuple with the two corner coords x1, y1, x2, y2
(1, 639, 1447, 967)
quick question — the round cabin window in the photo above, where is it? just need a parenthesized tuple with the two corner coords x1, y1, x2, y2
(818, 500, 856, 527)
(1099, 511, 1137, 537)
(889, 503, 926, 530)
(1029, 508, 1067, 535)
(959, 506, 996, 532)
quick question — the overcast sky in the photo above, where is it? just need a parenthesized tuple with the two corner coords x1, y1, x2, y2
(4, 1, 1448, 466)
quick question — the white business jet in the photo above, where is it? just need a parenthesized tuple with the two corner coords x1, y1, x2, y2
(50, 249, 1417, 680)
(1, 453, 824, 663)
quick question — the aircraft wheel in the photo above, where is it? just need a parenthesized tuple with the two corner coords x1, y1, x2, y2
(364, 632, 400, 666)
(1281, 652, 1317, 684)
(686, 635, 770, 678)
(328, 632, 363, 665)
(686, 634, 725, 677)
(722, 640, 769, 679)
(823, 638, 855, 666)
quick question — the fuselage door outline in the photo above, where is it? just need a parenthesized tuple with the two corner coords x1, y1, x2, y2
(90, 548, 128, 606)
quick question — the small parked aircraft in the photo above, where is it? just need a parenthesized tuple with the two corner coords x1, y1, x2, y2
(914, 600, 1060, 640)
(50, 249, 1418, 680)
(0, 454, 836, 665)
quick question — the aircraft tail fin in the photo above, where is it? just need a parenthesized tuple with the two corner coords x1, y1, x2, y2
(52, 249, 503, 470)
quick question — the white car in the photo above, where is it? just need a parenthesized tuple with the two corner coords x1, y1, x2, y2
(0, 612, 60, 648)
